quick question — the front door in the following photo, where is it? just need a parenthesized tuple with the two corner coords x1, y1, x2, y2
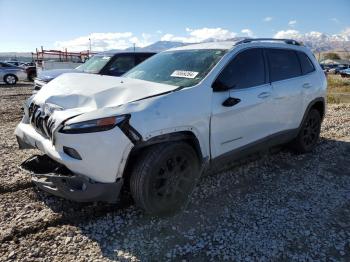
(210, 48, 275, 158)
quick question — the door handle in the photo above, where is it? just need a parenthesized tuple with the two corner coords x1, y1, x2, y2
(303, 83, 312, 89)
(258, 92, 271, 99)
(222, 97, 241, 107)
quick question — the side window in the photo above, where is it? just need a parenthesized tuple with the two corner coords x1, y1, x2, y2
(216, 48, 265, 89)
(0, 63, 10, 68)
(105, 55, 135, 76)
(267, 49, 301, 82)
(297, 51, 315, 75)
(136, 54, 154, 65)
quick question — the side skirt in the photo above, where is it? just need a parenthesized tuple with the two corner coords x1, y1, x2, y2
(208, 129, 299, 171)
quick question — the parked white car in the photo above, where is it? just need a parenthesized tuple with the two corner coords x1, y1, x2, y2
(15, 39, 327, 215)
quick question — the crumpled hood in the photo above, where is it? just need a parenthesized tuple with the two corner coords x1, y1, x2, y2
(37, 69, 79, 82)
(33, 73, 179, 111)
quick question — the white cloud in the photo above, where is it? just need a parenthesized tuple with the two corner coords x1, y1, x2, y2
(54, 27, 350, 52)
(339, 27, 350, 41)
(273, 29, 301, 39)
(241, 29, 254, 37)
(263, 17, 273, 22)
(288, 20, 297, 27)
(55, 32, 152, 51)
(160, 27, 236, 43)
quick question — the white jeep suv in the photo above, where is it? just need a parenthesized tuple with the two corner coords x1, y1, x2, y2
(15, 39, 327, 215)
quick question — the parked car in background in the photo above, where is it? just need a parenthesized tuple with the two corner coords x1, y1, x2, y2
(334, 65, 350, 75)
(327, 64, 349, 74)
(321, 64, 337, 73)
(5, 61, 27, 67)
(4, 61, 37, 81)
(0, 62, 27, 85)
(33, 51, 156, 91)
(340, 68, 350, 78)
(16, 39, 326, 215)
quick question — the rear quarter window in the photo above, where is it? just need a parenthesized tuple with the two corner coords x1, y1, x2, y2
(297, 51, 315, 75)
(267, 49, 302, 82)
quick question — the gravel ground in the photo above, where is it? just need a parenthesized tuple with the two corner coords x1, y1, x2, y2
(0, 83, 349, 261)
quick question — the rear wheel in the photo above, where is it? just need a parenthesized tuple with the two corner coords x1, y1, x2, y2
(292, 109, 321, 153)
(130, 142, 200, 216)
(4, 74, 17, 85)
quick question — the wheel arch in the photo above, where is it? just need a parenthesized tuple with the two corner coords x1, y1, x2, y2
(121, 130, 206, 182)
(299, 97, 325, 128)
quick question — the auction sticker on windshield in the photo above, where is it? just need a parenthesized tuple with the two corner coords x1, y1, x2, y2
(171, 70, 199, 79)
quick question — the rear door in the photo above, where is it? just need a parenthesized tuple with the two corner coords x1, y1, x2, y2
(266, 48, 304, 131)
(210, 48, 276, 158)
(295, 51, 320, 121)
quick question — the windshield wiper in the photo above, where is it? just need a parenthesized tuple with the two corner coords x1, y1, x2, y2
(132, 86, 185, 103)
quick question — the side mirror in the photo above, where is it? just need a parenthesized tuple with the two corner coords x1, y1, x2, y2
(212, 79, 235, 92)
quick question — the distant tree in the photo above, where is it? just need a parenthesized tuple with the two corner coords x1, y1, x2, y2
(323, 52, 341, 60)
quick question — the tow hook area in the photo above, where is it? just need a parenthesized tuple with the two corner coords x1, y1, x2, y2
(21, 155, 123, 203)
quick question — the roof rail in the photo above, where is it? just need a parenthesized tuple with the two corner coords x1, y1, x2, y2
(235, 38, 302, 46)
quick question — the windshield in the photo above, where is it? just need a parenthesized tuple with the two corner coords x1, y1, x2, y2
(124, 49, 227, 87)
(76, 55, 111, 73)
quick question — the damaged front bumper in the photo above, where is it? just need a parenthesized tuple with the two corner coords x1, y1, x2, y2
(22, 155, 123, 203)
(15, 121, 133, 183)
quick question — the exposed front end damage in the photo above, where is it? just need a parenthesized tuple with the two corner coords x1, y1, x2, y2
(21, 155, 123, 203)
(15, 72, 205, 204)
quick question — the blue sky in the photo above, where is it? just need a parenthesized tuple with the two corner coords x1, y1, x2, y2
(0, 0, 349, 52)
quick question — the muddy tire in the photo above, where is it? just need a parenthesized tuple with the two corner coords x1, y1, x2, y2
(292, 109, 321, 153)
(130, 142, 200, 216)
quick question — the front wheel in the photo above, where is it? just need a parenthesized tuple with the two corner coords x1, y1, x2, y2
(4, 74, 17, 85)
(130, 142, 200, 216)
(292, 109, 321, 153)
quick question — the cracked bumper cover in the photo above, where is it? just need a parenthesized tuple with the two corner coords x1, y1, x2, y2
(31, 172, 123, 203)
(15, 121, 133, 183)
(15, 119, 133, 202)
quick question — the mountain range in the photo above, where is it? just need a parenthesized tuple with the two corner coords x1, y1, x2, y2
(1, 35, 349, 59)
(132, 35, 350, 53)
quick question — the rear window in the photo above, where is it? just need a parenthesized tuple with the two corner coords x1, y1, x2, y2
(267, 49, 302, 82)
(297, 51, 315, 75)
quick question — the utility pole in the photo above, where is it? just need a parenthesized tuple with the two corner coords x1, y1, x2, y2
(133, 43, 136, 52)
(89, 38, 92, 54)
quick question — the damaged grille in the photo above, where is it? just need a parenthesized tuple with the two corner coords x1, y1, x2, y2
(28, 103, 56, 139)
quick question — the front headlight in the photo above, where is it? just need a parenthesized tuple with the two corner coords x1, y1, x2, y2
(60, 115, 129, 134)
